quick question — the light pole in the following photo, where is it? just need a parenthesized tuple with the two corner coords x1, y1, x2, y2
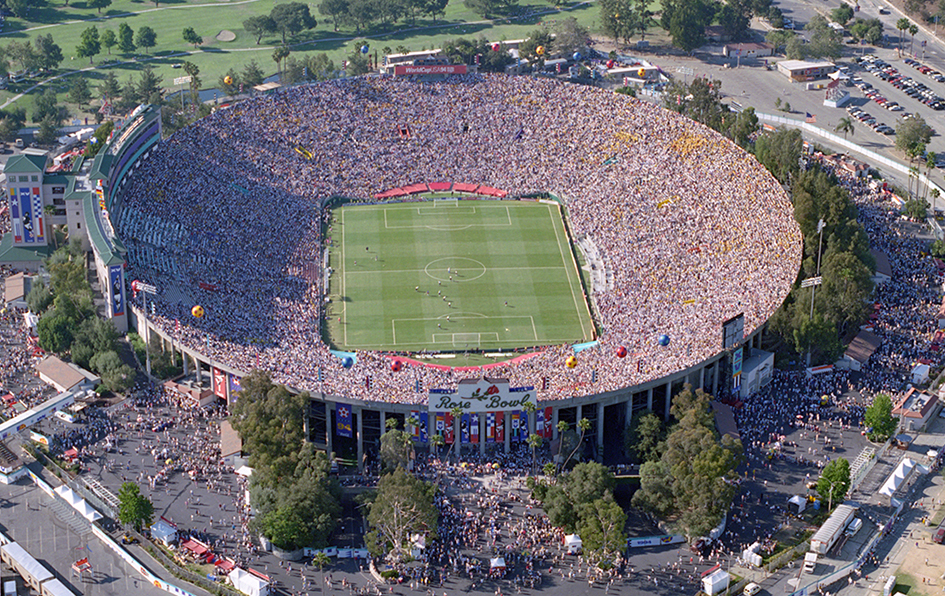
(802, 219, 825, 367)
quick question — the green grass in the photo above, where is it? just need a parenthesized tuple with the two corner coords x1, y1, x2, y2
(0, 0, 606, 122)
(325, 199, 595, 353)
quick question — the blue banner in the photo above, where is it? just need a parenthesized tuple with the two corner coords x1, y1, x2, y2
(19, 188, 33, 243)
(228, 374, 242, 402)
(417, 412, 429, 442)
(461, 414, 471, 444)
(336, 405, 353, 438)
(109, 265, 124, 317)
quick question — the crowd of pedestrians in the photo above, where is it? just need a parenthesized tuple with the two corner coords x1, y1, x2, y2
(114, 73, 801, 405)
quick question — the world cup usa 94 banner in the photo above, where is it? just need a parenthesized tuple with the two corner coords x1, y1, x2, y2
(427, 378, 536, 413)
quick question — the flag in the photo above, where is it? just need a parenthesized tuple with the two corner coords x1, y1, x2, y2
(805, 112, 817, 123)
(212, 368, 226, 399)
(520, 411, 528, 440)
(511, 411, 521, 442)
(418, 412, 429, 443)
(228, 374, 242, 403)
(495, 412, 505, 442)
(461, 413, 471, 444)
(435, 412, 445, 437)
(410, 411, 419, 439)
(543, 407, 553, 438)
(336, 406, 353, 438)
(486, 412, 496, 443)
(470, 413, 479, 444)
(536, 408, 544, 437)
(444, 413, 454, 444)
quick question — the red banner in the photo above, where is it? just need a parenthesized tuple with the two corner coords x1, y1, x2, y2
(543, 407, 553, 438)
(212, 367, 226, 399)
(394, 64, 468, 76)
(444, 413, 454, 444)
(495, 412, 504, 442)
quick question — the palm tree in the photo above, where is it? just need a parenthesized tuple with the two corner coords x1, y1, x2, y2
(527, 433, 542, 476)
(555, 420, 569, 468)
(908, 23, 918, 56)
(924, 152, 937, 202)
(446, 406, 463, 462)
(931, 188, 941, 214)
(835, 117, 855, 140)
(561, 418, 592, 471)
(896, 18, 910, 55)
(430, 433, 444, 463)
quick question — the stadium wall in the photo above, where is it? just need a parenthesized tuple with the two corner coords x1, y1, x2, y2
(130, 302, 764, 467)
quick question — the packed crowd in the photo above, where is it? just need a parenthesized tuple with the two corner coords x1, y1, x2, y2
(115, 74, 800, 404)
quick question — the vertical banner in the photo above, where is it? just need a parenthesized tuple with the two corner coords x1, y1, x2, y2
(19, 188, 33, 243)
(511, 411, 521, 442)
(228, 374, 242, 403)
(461, 413, 471, 444)
(109, 265, 124, 317)
(410, 410, 419, 440)
(543, 407, 553, 438)
(9, 189, 22, 243)
(418, 412, 429, 443)
(536, 408, 544, 437)
(435, 412, 445, 437)
(470, 413, 479, 444)
(495, 412, 505, 442)
(520, 411, 528, 440)
(486, 412, 495, 443)
(444, 413, 454, 444)
(212, 367, 226, 400)
(336, 405, 353, 438)
(32, 189, 44, 242)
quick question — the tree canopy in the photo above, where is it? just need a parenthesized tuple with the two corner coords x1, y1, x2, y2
(118, 482, 154, 531)
(864, 393, 897, 442)
(816, 457, 850, 510)
(365, 467, 438, 562)
(632, 386, 743, 539)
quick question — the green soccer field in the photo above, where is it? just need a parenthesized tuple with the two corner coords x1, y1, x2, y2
(324, 199, 595, 353)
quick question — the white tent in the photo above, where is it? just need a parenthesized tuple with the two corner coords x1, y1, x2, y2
(75, 499, 103, 522)
(879, 458, 916, 497)
(788, 494, 807, 514)
(490, 557, 506, 569)
(236, 466, 254, 478)
(229, 568, 269, 596)
(911, 363, 930, 385)
(54, 485, 83, 507)
(702, 569, 730, 596)
(22, 312, 38, 332)
(564, 534, 582, 554)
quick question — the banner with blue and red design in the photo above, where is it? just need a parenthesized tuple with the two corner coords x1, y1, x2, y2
(461, 414, 471, 444)
(495, 411, 504, 442)
(470, 413, 479, 444)
(336, 405, 353, 438)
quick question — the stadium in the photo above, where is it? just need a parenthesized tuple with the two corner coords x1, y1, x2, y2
(84, 74, 801, 462)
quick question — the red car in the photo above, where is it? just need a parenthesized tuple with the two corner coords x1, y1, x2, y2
(934, 528, 945, 544)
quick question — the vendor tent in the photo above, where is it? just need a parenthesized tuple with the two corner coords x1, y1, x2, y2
(879, 458, 917, 497)
(229, 567, 269, 596)
(702, 569, 730, 596)
(490, 557, 506, 569)
(564, 534, 582, 554)
(75, 499, 103, 522)
(54, 485, 82, 507)
(150, 519, 178, 546)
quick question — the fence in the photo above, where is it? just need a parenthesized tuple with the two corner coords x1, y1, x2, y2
(765, 540, 809, 573)
(756, 112, 945, 236)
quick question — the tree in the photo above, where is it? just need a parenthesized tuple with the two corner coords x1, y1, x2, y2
(806, 15, 842, 59)
(182, 27, 202, 48)
(421, 0, 449, 21)
(908, 23, 918, 56)
(6, 0, 38, 18)
(848, 18, 883, 45)
(379, 418, 414, 471)
(135, 26, 157, 53)
(464, 0, 503, 18)
(896, 18, 909, 54)
(35, 34, 64, 71)
(576, 496, 628, 558)
(100, 30, 117, 55)
(346, 51, 371, 75)
(118, 23, 136, 53)
(902, 198, 928, 220)
(718, 0, 751, 39)
(527, 433, 543, 475)
(318, 0, 348, 31)
(270, 2, 317, 43)
(181, 61, 201, 107)
(624, 410, 665, 464)
(242, 60, 265, 86)
(830, 3, 854, 26)
(117, 482, 154, 531)
(519, 27, 554, 67)
(896, 115, 933, 157)
(69, 77, 91, 105)
(816, 458, 850, 511)
(365, 467, 438, 563)
(229, 371, 310, 479)
(753, 127, 803, 184)
(727, 106, 759, 148)
(89, 0, 111, 13)
(26, 280, 53, 314)
(36, 113, 60, 145)
(76, 27, 102, 64)
(37, 313, 74, 352)
(661, 0, 715, 53)
(818, 250, 873, 337)
(864, 393, 897, 442)
(136, 67, 162, 104)
(553, 17, 589, 56)
(600, 0, 638, 44)
(530, 462, 614, 532)
(835, 116, 855, 140)
(766, 5, 784, 27)
(244, 15, 276, 44)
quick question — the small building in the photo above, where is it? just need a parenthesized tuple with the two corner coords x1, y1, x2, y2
(2, 272, 31, 309)
(739, 349, 774, 397)
(228, 568, 269, 596)
(0, 441, 26, 484)
(702, 569, 730, 596)
(871, 249, 892, 284)
(893, 387, 939, 431)
(150, 518, 178, 546)
(723, 42, 773, 59)
(839, 329, 882, 371)
(824, 86, 851, 108)
(220, 420, 244, 466)
(34, 356, 99, 393)
(0, 542, 53, 592)
(777, 60, 836, 82)
(823, 153, 870, 178)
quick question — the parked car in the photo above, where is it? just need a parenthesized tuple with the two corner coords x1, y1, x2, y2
(933, 527, 945, 544)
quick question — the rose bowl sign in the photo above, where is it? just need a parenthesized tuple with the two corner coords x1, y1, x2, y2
(428, 378, 536, 412)
(393, 64, 468, 76)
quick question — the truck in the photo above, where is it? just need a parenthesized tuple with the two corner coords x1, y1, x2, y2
(810, 504, 856, 555)
(803, 552, 818, 574)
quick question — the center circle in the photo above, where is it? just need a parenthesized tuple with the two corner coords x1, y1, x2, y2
(424, 257, 486, 283)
